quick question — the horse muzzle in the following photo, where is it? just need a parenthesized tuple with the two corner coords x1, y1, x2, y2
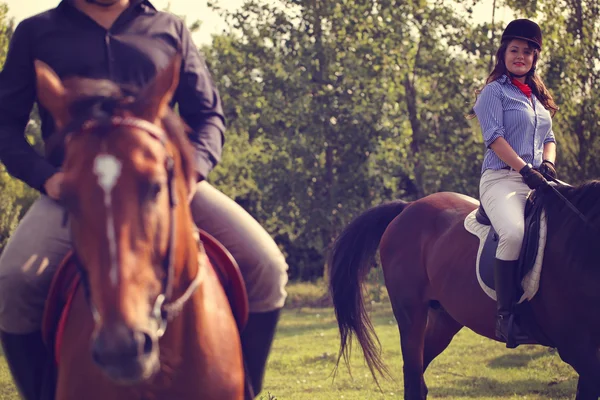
(91, 323, 160, 385)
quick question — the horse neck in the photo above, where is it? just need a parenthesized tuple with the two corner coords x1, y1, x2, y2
(155, 199, 244, 394)
(158, 208, 220, 379)
(542, 229, 600, 329)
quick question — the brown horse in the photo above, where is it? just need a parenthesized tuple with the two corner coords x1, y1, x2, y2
(329, 188, 600, 400)
(34, 56, 245, 399)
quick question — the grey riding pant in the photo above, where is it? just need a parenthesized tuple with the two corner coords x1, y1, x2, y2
(0, 181, 288, 334)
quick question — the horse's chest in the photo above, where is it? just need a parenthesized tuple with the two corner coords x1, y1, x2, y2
(142, 375, 240, 400)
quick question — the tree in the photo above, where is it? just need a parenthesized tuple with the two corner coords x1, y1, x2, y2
(0, 4, 41, 251)
(540, 0, 599, 183)
(205, 0, 492, 278)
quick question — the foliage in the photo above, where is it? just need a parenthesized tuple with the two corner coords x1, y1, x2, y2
(0, 5, 40, 252)
(203, 0, 504, 278)
(537, 0, 600, 183)
(0, 1, 598, 278)
(202, 0, 598, 279)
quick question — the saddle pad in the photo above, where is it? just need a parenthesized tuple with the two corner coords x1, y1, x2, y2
(464, 208, 547, 303)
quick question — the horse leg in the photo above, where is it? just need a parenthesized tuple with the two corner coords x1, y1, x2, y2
(392, 299, 429, 400)
(557, 345, 600, 400)
(423, 307, 463, 372)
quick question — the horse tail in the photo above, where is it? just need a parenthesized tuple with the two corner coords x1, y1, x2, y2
(328, 199, 409, 385)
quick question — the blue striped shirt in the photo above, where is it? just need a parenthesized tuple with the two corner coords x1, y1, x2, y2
(473, 74, 555, 174)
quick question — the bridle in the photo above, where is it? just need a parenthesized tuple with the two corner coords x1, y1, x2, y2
(65, 115, 203, 338)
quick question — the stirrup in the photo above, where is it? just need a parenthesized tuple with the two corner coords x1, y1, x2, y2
(495, 314, 510, 341)
(501, 314, 536, 348)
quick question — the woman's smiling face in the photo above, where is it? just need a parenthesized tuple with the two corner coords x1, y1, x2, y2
(504, 39, 535, 76)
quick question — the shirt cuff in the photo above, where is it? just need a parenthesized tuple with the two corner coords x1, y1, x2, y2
(29, 160, 59, 194)
(484, 129, 505, 148)
(192, 151, 214, 182)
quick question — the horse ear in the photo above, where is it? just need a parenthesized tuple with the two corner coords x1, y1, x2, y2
(34, 60, 69, 130)
(133, 54, 182, 122)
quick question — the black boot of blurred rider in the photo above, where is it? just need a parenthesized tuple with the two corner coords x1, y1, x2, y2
(241, 309, 281, 399)
(0, 330, 55, 400)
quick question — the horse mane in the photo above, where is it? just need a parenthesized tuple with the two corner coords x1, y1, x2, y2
(61, 77, 197, 185)
(542, 180, 600, 270)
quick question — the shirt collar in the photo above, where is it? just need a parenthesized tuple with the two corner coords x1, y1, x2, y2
(497, 74, 510, 85)
(136, 0, 156, 10)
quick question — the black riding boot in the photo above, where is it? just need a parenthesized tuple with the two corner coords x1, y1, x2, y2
(494, 259, 532, 348)
(241, 309, 281, 399)
(0, 330, 54, 400)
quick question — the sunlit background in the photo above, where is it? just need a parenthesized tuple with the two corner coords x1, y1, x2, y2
(6, 0, 513, 45)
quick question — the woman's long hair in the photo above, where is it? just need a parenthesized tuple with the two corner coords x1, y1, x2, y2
(467, 40, 559, 118)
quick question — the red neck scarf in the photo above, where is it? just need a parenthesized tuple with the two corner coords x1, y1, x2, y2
(511, 77, 532, 98)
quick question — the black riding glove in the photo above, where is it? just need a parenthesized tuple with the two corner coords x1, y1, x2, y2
(519, 164, 549, 191)
(538, 160, 557, 180)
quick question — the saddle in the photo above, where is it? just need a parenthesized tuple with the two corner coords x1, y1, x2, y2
(465, 189, 556, 348)
(41, 229, 249, 365)
(475, 191, 544, 300)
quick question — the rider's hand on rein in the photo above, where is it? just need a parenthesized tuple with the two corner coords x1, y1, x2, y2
(43, 172, 65, 201)
(538, 160, 557, 180)
(519, 163, 550, 191)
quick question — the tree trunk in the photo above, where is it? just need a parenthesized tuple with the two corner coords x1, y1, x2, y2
(404, 72, 425, 198)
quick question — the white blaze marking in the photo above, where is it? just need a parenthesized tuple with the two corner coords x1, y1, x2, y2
(93, 154, 122, 287)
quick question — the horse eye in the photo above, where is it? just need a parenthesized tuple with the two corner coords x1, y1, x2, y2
(141, 180, 163, 202)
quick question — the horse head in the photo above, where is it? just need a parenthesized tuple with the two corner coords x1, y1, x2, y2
(35, 55, 201, 385)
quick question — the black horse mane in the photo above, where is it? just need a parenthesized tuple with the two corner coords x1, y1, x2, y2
(60, 77, 196, 184)
(542, 180, 600, 270)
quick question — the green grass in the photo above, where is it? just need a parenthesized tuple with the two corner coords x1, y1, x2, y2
(0, 352, 17, 399)
(259, 304, 577, 399)
(0, 282, 579, 399)
(257, 281, 578, 399)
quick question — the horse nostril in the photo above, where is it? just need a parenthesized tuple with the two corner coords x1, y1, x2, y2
(92, 332, 117, 366)
(92, 341, 103, 365)
(92, 326, 155, 367)
(135, 330, 155, 356)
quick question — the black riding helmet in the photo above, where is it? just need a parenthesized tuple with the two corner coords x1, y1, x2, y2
(501, 19, 542, 51)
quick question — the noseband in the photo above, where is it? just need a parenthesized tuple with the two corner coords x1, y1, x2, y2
(68, 116, 203, 338)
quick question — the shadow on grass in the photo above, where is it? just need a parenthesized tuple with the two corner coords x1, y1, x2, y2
(302, 352, 338, 365)
(487, 348, 550, 369)
(428, 376, 577, 398)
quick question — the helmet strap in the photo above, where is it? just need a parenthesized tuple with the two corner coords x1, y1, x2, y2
(528, 65, 537, 76)
(508, 71, 528, 78)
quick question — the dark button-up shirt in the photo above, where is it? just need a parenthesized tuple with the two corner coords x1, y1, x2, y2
(0, 0, 225, 192)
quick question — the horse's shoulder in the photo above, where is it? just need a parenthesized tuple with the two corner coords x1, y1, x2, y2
(398, 192, 479, 230)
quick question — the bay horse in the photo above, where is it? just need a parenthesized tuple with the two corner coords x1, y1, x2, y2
(34, 56, 246, 399)
(329, 187, 600, 400)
